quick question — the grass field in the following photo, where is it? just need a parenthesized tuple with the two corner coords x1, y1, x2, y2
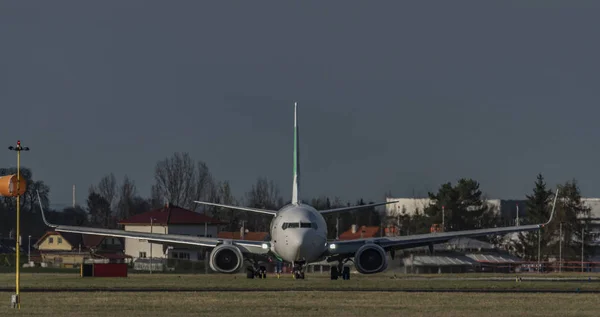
(0, 273, 598, 316)
(0, 272, 599, 291)
(0, 291, 597, 316)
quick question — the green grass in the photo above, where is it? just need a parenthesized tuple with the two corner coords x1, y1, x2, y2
(0, 273, 597, 316)
(0, 292, 597, 317)
(0, 272, 599, 291)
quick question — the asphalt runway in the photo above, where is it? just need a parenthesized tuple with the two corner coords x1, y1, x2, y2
(0, 287, 597, 293)
(399, 276, 600, 282)
(1, 276, 597, 293)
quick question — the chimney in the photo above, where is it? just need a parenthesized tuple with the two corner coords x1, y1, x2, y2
(351, 224, 357, 234)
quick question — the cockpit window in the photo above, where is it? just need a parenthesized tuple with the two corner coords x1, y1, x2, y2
(282, 222, 318, 230)
(282, 223, 299, 229)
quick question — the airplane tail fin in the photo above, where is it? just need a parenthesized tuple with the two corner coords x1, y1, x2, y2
(292, 101, 300, 205)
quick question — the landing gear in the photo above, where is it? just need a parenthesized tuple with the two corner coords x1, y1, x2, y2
(330, 259, 351, 280)
(246, 261, 267, 279)
(292, 261, 306, 280)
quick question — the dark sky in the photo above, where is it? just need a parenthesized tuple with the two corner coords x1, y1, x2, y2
(2, 1, 600, 209)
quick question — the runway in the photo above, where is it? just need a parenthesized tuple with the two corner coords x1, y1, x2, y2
(0, 287, 597, 293)
(398, 276, 600, 282)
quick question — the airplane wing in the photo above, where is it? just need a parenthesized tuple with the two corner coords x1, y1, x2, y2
(193, 201, 277, 216)
(37, 192, 270, 255)
(319, 200, 399, 215)
(326, 189, 558, 256)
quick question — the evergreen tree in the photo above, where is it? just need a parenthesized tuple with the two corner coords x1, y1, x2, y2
(512, 174, 555, 260)
(425, 178, 499, 231)
(547, 180, 593, 262)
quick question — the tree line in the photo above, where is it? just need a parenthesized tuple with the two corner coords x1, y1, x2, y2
(0, 152, 382, 242)
(392, 174, 594, 261)
(0, 152, 594, 262)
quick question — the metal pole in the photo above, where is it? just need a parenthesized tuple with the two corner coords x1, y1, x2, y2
(442, 205, 445, 231)
(559, 222, 562, 273)
(516, 204, 519, 226)
(16, 147, 21, 307)
(7, 140, 29, 309)
(582, 227, 585, 273)
(28, 235, 31, 264)
(537, 229, 541, 273)
(150, 217, 153, 274)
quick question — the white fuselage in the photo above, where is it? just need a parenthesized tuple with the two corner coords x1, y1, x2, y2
(269, 203, 328, 264)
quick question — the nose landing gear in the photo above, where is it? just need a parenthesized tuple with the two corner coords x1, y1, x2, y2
(292, 261, 306, 280)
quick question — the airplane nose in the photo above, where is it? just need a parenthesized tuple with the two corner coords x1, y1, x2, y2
(287, 230, 314, 261)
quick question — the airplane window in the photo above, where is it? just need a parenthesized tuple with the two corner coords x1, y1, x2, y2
(282, 222, 319, 230)
(282, 223, 300, 230)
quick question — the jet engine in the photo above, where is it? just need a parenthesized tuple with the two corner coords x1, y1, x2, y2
(353, 244, 388, 274)
(209, 244, 244, 273)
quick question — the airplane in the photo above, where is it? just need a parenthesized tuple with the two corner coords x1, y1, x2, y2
(36, 102, 558, 280)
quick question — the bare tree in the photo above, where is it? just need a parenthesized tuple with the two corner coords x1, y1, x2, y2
(87, 191, 113, 228)
(151, 152, 215, 210)
(246, 177, 283, 210)
(244, 177, 283, 231)
(192, 161, 213, 211)
(0, 167, 50, 214)
(95, 173, 117, 210)
(117, 175, 137, 220)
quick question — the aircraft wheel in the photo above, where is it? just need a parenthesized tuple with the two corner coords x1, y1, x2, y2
(330, 266, 338, 280)
(259, 266, 266, 279)
(246, 267, 255, 279)
(342, 266, 350, 280)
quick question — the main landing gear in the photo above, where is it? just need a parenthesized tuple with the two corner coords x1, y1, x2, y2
(330, 259, 351, 280)
(246, 265, 267, 279)
(246, 258, 267, 279)
(292, 261, 305, 280)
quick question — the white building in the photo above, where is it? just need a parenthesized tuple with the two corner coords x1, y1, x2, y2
(385, 197, 600, 245)
(118, 204, 227, 262)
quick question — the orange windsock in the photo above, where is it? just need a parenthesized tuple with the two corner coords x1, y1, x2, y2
(0, 174, 26, 197)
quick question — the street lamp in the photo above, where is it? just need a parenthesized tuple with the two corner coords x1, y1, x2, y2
(150, 217, 156, 274)
(7, 140, 29, 309)
(559, 221, 564, 273)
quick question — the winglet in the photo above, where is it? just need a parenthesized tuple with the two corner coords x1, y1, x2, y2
(37, 190, 56, 228)
(540, 188, 559, 228)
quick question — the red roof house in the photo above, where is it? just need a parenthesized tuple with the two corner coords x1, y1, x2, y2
(338, 225, 381, 240)
(118, 204, 228, 262)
